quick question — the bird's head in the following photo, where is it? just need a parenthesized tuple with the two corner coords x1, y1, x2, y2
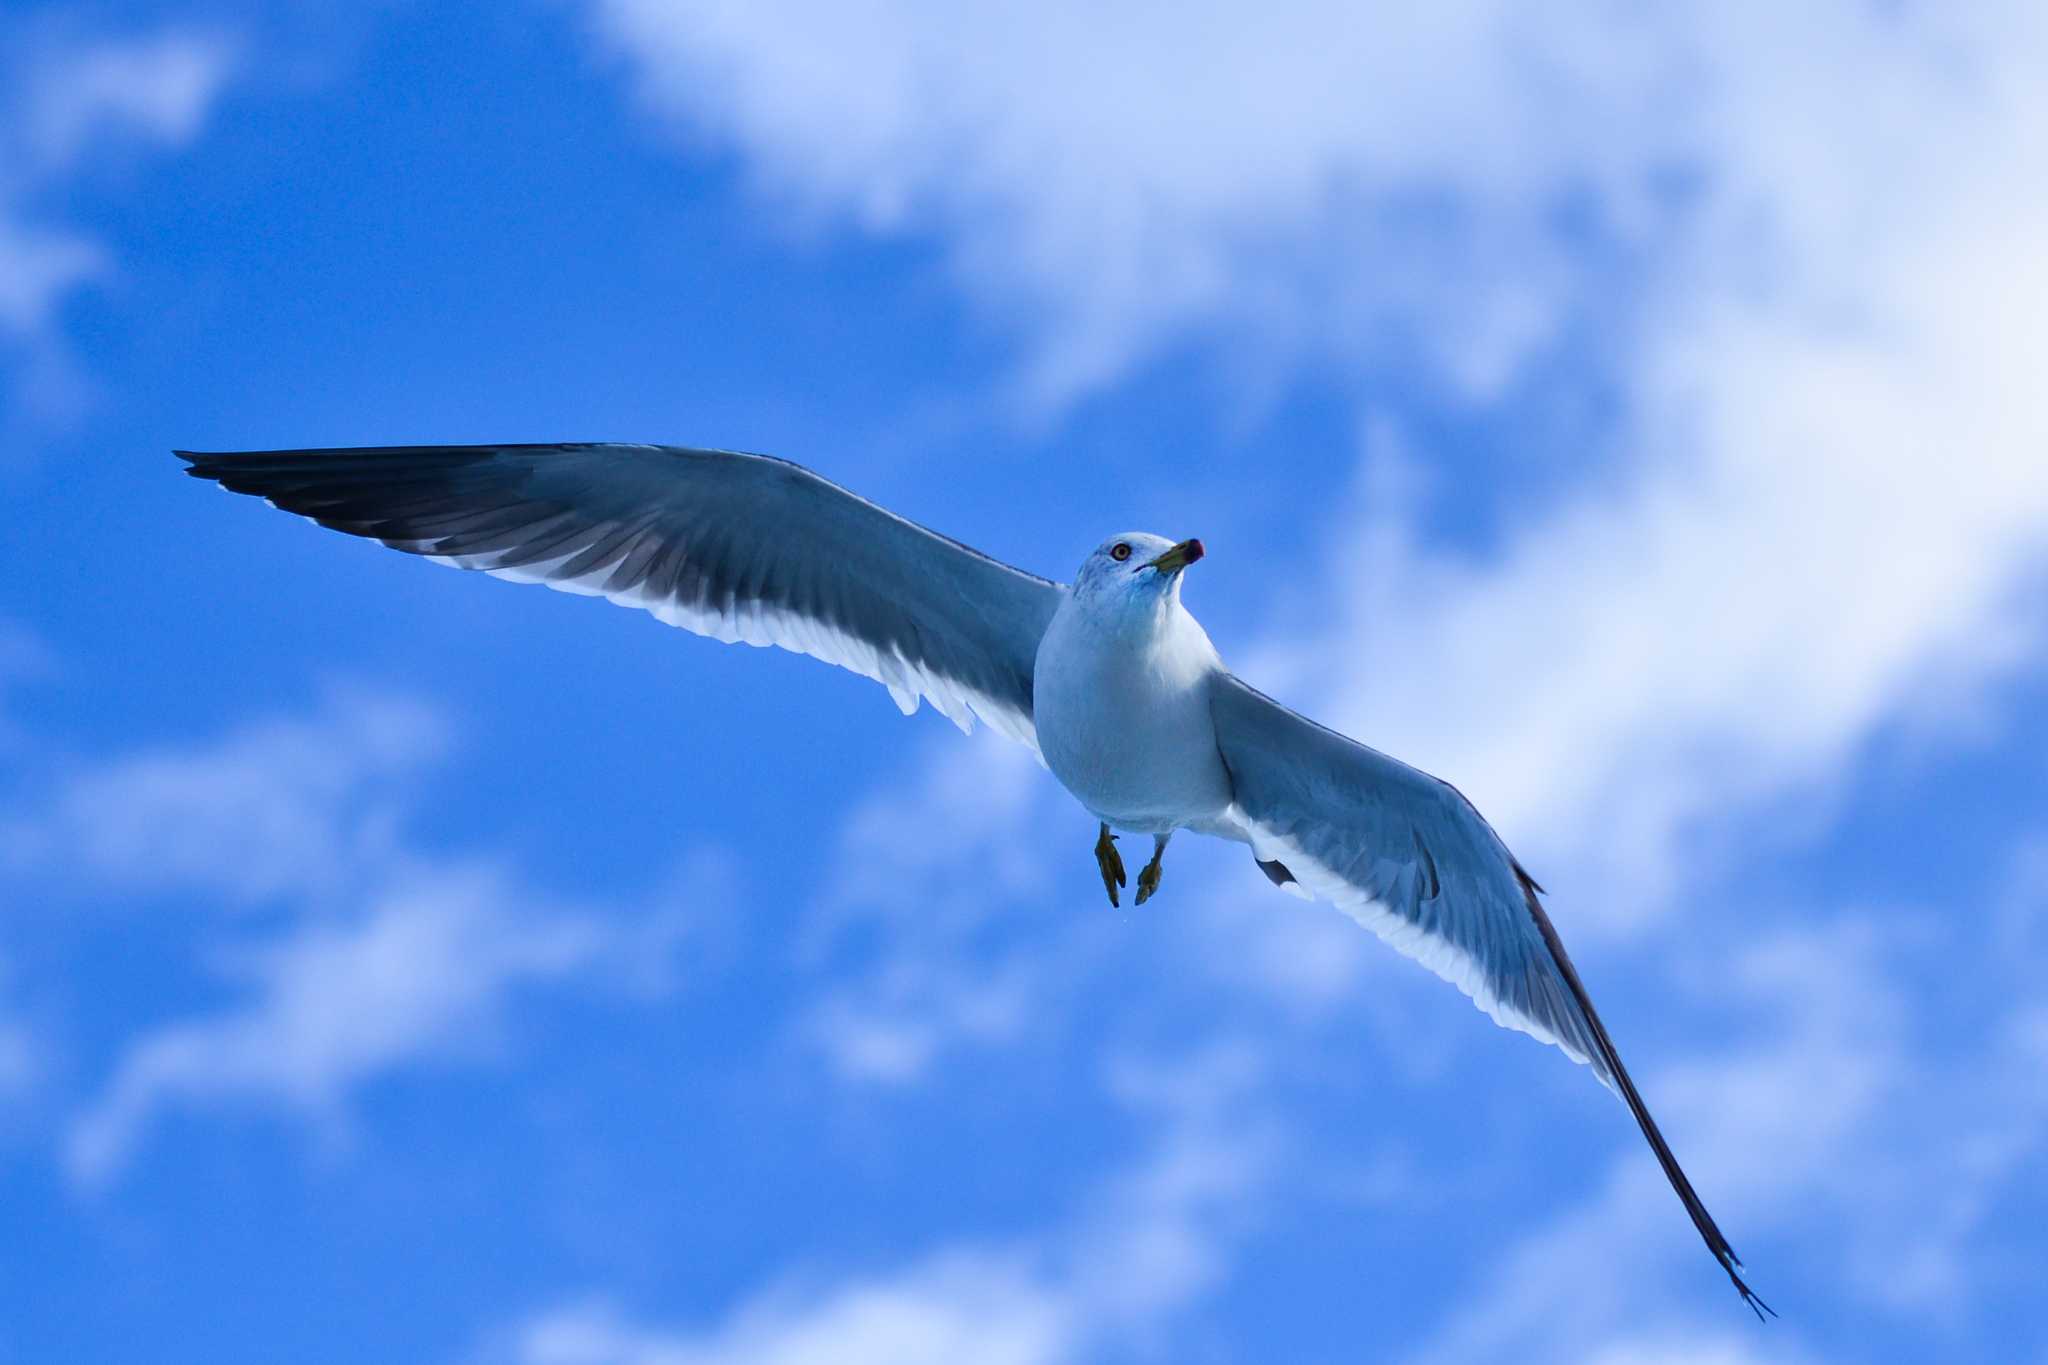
(1072, 532, 1206, 613)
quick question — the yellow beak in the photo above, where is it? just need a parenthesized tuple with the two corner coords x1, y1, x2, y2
(1146, 538, 1206, 575)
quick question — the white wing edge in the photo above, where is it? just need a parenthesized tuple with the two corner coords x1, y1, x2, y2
(1231, 805, 1602, 1076)
(425, 545, 1046, 757)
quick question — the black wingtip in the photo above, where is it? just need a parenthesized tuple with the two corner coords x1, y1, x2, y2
(1714, 1244, 1775, 1320)
(174, 449, 222, 478)
(1514, 872, 1776, 1323)
(175, 450, 222, 484)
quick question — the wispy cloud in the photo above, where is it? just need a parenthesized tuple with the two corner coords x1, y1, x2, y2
(1577, 1332, 1811, 1365)
(795, 732, 1069, 1085)
(66, 862, 609, 1185)
(3, 686, 445, 907)
(581, 2, 2048, 929)
(5, 687, 734, 1186)
(577, 3, 2045, 413)
(1268, 58, 2048, 921)
(787, 730, 1365, 1088)
(579, 0, 1673, 406)
(0, 620, 57, 1114)
(13, 27, 234, 171)
(510, 1259, 1070, 1365)
(1405, 886, 2048, 1361)
(0, 20, 238, 416)
(488, 710, 1310, 1357)
(494, 1038, 1276, 1365)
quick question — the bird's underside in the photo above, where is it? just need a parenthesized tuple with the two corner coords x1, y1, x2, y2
(176, 442, 1771, 1318)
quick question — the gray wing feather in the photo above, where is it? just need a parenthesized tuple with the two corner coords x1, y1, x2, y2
(178, 444, 1062, 746)
(1208, 671, 1769, 1316)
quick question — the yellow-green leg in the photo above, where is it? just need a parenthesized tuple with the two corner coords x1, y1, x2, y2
(1135, 832, 1170, 905)
(1094, 823, 1126, 906)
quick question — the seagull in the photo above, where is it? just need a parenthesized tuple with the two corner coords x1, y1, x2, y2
(177, 442, 1770, 1316)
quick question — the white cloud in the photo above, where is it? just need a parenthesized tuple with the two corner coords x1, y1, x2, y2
(1579, 1333, 1811, 1365)
(583, 2, 2048, 925)
(0, 619, 56, 1111)
(0, 24, 238, 328)
(796, 731, 1073, 1085)
(0, 215, 101, 337)
(1356, 5, 2048, 916)
(17, 688, 734, 1186)
(768, 726, 2048, 1357)
(1, 687, 447, 907)
(1405, 897, 2048, 1362)
(789, 732, 1367, 1088)
(790, 699, 1537, 1107)
(510, 1259, 1071, 1365)
(498, 1037, 1274, 1365)
(1269, 109, 2048, 915)
(576, 9, 2048, 1352)
(66, 862, 606, 1185)
(0, 23, 237, 415)
(15, 28, 235, 171)
(579, 4, 2047, 410)
(580, 0, 1682, 406)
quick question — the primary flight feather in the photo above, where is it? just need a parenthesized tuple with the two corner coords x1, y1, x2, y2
(177, 442, 1769, 1316)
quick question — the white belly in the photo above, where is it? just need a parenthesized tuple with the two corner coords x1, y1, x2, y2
(1033, 600, 1235, 833)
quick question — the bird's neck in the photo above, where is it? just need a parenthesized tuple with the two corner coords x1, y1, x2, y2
(1080, 584, 1174, 637)
(1069, 590, 1219, 675)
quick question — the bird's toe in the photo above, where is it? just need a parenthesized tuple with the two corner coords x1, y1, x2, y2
(1094, 830, 1126, 907)
(1134, 860, 1162, 905)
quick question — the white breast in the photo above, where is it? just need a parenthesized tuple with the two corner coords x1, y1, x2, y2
(1033, 594, 1235, 833)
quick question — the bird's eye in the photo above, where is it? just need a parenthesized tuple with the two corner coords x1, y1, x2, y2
(1110, 543, 1132, 562)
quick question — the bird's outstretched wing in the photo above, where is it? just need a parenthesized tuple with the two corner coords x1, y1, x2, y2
(178, 445, 1063, 747)
(1208, 671, 1770, 1317)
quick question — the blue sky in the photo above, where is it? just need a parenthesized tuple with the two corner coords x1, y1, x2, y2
(5, 3, 2048, 1362)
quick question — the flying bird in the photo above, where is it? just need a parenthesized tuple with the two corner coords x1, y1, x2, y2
(177, 442, 1770, 1316)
